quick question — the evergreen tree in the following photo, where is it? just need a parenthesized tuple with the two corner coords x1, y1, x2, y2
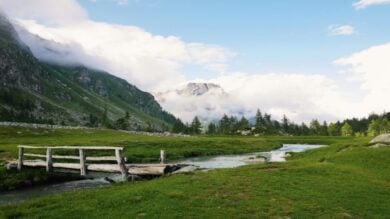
(219, 114, 231, 134)
(115, 118, 129, 130)
(87, 114, 98, 127)
(281, 115, 290, 134)
(190, 116, 202, 134)
(229, 116, 239, 133)
(380, 118, 390, 134)
(172, 118, 186, 133)
(300, 122, 310, 135)
(309, 119, 321, 135)
(238, 116, 250, 130)
(115, 112, 130, 130)
(341, 122, 353, 136)
(321, 121, 328, 136)
(368, 118, 390, 136)
(263, 113, 275, 134)
(327, 122, 338, 136)
(207, 122, 217, 135)
(255, 109, 265, 133)
(368, 119, 380, 137)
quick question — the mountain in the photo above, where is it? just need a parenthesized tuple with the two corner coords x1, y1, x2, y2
(155, 82, 228, 102)
(0, 14, 176, 131)
(154, 82, 248, 122)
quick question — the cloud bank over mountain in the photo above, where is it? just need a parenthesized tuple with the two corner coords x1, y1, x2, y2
(0, 0, 232, 92)
(0, 0, 389, 123)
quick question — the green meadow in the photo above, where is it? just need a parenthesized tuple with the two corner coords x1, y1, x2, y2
(0, 126, 389, 218)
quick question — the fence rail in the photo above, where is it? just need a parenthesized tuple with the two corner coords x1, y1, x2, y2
(17, 145, 128, 178)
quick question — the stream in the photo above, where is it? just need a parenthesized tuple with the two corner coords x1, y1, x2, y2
(0, 144, 324, 205)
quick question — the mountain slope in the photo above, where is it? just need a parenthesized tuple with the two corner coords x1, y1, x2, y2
(0, 14, 176, 131)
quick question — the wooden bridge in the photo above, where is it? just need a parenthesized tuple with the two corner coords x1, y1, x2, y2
(14, 145, 171, 179)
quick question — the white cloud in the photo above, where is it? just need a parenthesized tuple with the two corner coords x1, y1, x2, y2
(211, 73, 346, 123)
(160, 41, 390, 123)
(353, 0, 390, 9)
(0, 0, 232, 92)
(0, 0, 88, 25)
(335, 43, 390, 114)
(328, 25, 356, 36)
(157, 73, 348, 123)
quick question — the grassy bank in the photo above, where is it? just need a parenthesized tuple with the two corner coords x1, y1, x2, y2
(1, 126, 388, 218)
(0, 126, 350, 164)
(0, 126, 335, 191)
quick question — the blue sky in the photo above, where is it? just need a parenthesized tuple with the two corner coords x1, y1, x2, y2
(78, 0, 390, 76)
(2, 0, 390, 122)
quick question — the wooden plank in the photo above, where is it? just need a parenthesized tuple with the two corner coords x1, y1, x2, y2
(24, 153, 46, 158)
(46, 148, 53, 172)
(17, 147, 24, 171)
(86, 156, 117, 161)
(115, 149, 128, 179)
(79, 149, 87, 176)
(24, 153, 116, 161)
(18, 145, 123, 150)
(19, 161, 167, 176)
(87, 164, 120, 172)
(53, 155, 79, 160)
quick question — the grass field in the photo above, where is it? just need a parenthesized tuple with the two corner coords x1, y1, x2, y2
(1, 126, 389, 218)
(0, 126, 349, 163)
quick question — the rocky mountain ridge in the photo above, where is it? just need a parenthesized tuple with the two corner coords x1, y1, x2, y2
(0, 14, 176, 131)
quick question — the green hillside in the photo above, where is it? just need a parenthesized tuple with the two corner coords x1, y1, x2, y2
(0, 14, 175, 131)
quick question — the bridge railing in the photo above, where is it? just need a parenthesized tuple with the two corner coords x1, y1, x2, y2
(17, 145, 128, 178)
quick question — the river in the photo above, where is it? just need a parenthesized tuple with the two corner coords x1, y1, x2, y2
(0, 144, 324, 205)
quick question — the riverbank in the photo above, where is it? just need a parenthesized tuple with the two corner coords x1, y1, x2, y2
(1, 144, 324, 204)
(0, 168, 83, 192)
(1, 126, 389, 217)
(0, 126, 357, 191)
(1, 137, 389, 218)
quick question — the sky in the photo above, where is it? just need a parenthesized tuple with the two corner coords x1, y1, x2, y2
(0, 0, 390, 123)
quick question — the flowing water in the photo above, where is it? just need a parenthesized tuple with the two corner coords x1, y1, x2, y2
(182, 144, 325, 168)
(0, 144, 324, 205)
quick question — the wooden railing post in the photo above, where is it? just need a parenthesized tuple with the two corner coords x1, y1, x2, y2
(160, 150, 165, 164)
(79, 149, 87, 176)
(115, 149, 128, 179)
(46, 148, 53, 172)
(17, 146, 24, 171)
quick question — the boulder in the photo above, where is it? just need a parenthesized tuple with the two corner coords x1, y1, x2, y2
(370, 134, 390, 144)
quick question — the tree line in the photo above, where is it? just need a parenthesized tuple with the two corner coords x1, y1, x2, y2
(171, 109, 390, 136)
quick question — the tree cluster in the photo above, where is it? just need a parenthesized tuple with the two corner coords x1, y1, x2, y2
(172, 116, 202, 135)
(172, 110, 390, 137)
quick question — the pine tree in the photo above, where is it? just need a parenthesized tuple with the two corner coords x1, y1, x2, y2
(255, 109, 265, 133)
(341, 122, 353, 136)
(238, 116, 250, 130)
(309, 119, 321, 135)
(190, 116, 202, 134)
(321, 121, 328, 136)
(207, 122, 217, 135)
(219, 114, 231, 134)
(281, 115, 290, 134)
(368, 119, 380, 137)
(172, 118, 186, 133)
(328, 122, 338, 136)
